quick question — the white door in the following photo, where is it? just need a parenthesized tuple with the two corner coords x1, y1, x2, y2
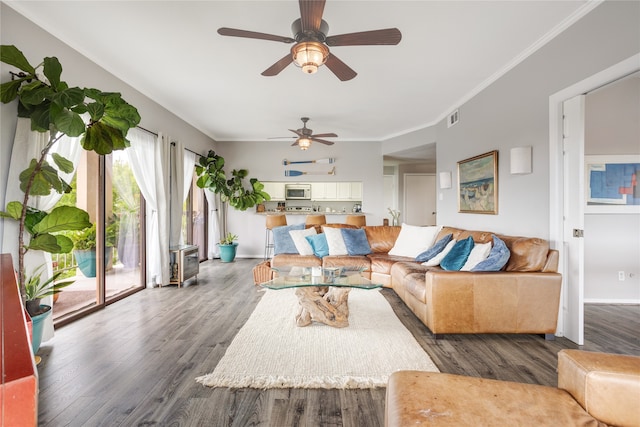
(403, 174, 437, 225)
(563, 95, 586, 345)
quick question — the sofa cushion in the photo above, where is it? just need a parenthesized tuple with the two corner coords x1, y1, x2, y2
(422, 240, 456, 267)
(305, 233, 329, 258)
(289, 227, 317, 256)
(389, 223, 442, 257)
(461, 241, 492, 271)
(440, 236, 474, 271)
(271, 253, 321, 268)
(367, 253, 415, 275)
(472, 235, 511, 272)
(273, 223, 305, 255)
(322, 226, 348, 256)
(341, 228, 372, 256)
(363, 225, 402, 253)
(415, 233, 453, 263)
(323, 255, 371, 272)
(501, 236, 550, 272)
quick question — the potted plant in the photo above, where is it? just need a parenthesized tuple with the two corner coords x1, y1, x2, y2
(218, 232, 239, 263)
(69, 221, 116, 277)
(195, 150, 270, 259)
(24, 264, 74, 353)
(0, 45, 140, 308)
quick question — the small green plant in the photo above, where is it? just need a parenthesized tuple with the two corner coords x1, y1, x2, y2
(219, 232, 238, 245)
(25, 263, 74, 316)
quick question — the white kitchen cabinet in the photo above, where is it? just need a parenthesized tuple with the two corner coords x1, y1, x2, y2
(350, 182, 363, 200)
(263, 182, 285, 200)
(310, 182, 362, 201)
(310, 182, 326, 199)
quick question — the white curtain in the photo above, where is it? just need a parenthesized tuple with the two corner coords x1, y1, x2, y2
(126, 128, 171, 287)
(203, 189, 221, 259)
(1, 118, 82, 342)
(181, 149, 197, 245)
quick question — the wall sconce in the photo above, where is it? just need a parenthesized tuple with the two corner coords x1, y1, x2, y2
(510, 146, 532, 175)
(439, 171, 452, 189)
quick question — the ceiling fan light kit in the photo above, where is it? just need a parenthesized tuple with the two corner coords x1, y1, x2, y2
(297, 137, 312, 150)
(291, 41, 329, 74)
(217, 0, 401, 81)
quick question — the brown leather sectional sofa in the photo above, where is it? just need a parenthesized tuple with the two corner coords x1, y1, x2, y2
(386, 349, 640, 427)
(270, 224, 562, 338)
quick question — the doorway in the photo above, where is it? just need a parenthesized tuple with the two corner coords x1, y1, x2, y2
(403, 174, 437, 225)
(549, 54, 639, 344)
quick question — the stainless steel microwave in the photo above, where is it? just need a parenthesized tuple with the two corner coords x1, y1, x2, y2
(285, 184, 311, 200)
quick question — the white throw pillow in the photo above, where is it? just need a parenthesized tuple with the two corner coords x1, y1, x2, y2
(461, 242, 492, 271)
(388, 223, 443, 258)
(322, 227, 348, 256)
(289, 227, 317, 256)
(422, 240, 457, 267)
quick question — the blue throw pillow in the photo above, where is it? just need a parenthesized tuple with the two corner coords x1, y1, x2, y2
(415, 233, 453, 262)
(305, 233, 329, 257)
(440, 236, 474, 271)
(340, 228, 372, 256)
(471, 235, 511, 271)
(272, 223, 305, 255)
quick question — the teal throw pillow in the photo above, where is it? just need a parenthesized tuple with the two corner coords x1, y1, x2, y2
(471, 235, 511, 271)
(440, 236, 475, 271)
(415, 233, 453, 262)
(340, 228, 372, 256)
(305, 233, 329, 258)
(273, 223, 305, 255)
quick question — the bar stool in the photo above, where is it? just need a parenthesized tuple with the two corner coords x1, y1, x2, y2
(264, 214, 287, 260)
(345, 215, 366, 228)
(305, 214, 326, 233)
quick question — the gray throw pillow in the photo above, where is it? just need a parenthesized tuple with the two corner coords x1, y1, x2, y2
(273, 223, 305, 255)
(471, 235, 511, 271)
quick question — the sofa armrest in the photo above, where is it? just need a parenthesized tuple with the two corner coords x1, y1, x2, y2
(558, 349, 640, 427)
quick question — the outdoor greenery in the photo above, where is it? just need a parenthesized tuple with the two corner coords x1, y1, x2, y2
(0, 45, 140, 301)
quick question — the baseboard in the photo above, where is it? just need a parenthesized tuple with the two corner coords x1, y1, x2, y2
(584, 298, 640, 304)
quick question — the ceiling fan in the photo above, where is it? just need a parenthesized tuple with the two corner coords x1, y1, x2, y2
(217, 0, 402, 81)
(270, 117, 337, 150)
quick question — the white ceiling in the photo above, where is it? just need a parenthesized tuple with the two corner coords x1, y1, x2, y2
(6, 1, 593, 151)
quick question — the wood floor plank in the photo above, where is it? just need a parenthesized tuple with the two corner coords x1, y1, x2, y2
(35, 259, 640, 426)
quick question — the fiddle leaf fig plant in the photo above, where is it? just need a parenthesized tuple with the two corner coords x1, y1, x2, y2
(195, 150, 270, 243)
(0, 45, 141, 302)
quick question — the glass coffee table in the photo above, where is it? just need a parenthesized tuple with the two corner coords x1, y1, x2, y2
(260, 266, 382, 328)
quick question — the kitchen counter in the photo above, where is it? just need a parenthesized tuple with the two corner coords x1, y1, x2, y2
(257, 211, 366, 215)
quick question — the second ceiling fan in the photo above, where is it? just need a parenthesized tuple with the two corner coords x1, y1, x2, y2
(271, 117, 337, 150)
(218, 0, 402, 81)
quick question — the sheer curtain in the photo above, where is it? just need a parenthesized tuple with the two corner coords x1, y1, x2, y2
(126, 128, 171, 287)
(169, 141, 196, 246)
(181, 149, 197, 245)
(1, 118, 82, 342)
(203, 189, 221, 259)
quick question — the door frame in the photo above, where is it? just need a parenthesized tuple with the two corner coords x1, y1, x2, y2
(548, 53, 639, 341)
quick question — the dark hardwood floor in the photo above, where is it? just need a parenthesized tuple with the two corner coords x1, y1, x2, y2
(36, 259, 640, 427)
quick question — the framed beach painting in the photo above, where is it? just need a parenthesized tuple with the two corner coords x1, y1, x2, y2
(585, 155, 640, 214)
(457, 150, 498, 214)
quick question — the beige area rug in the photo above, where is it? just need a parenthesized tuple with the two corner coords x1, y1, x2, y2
(196, 288, 439, 389)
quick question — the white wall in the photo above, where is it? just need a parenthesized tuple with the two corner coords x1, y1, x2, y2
(0, 4, 216, 250)
(584, 76, 640, 302)
(435, 1, 640, 239)
(215, 140, 383, 258)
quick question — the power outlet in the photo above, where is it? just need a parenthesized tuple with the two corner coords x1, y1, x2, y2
(618, 271, 626, 281)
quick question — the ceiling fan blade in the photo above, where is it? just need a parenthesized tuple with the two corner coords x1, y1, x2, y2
(288, 129, 305, 137)
(310, 137, 335, 146)
(291, 141, 300, 147)
(261, 54, 294, 76)
(324, 54, 357, 81)
(311, 133, 337, 138)
(325, 28, 402, 46)
(299, 0, 326, 32)
(218, 27, 295, 44)
(268, 136, 297, 139)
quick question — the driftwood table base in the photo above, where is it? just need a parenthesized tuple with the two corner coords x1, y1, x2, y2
(295, 286, 352, 328)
